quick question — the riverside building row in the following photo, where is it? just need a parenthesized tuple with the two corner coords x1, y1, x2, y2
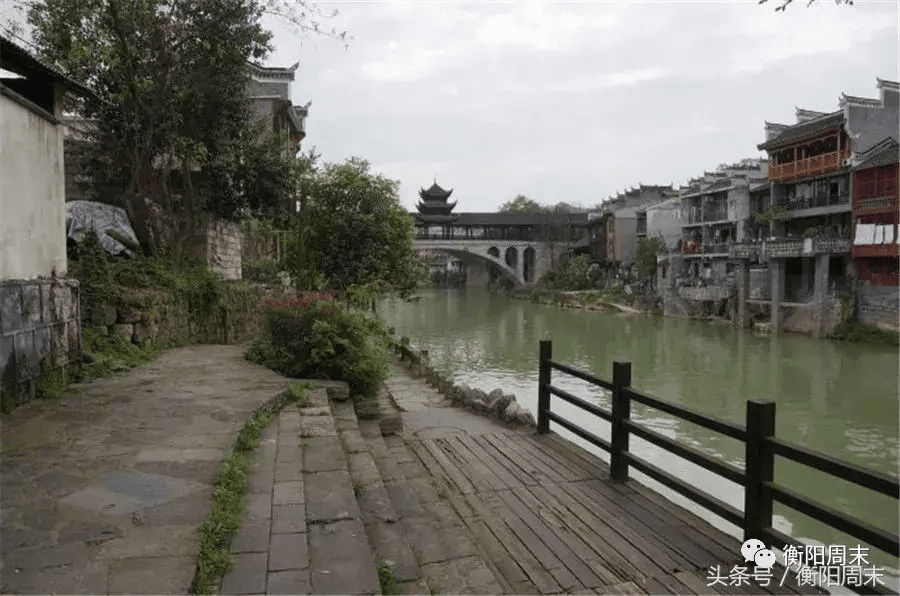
(591, 78, 898, 337)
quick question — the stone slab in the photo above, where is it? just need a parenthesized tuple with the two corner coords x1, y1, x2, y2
(299, 416, 337, 438)
(107, 555, 196, 595)
(302, 437, 346, 473)
(266, 569, 311, 595)
(304, 470, 361, 523)
(308, 519, 380, 595)
(273, 480, 304, 505)
(59, 472, 205, 516)
(221, 552, 268, 595)
(230, 521, 271, 554)
(365, 521, 421, 583)
(271, 503, 307, 534)
(268, 532, 309, 571)
(421, 556, 503, 595)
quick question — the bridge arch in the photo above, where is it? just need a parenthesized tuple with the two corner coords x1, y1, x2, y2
(504, 247, 518, 272)
(430, 248, 518, 286)
(523, 247, 536, 283)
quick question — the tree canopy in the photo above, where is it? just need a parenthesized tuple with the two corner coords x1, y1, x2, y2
(498, 195, 549, 214)
(286, 158, 426, 296)
(18, 0, 347, 228)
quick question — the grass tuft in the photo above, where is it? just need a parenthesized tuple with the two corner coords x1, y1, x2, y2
(377, 560, 398, 596)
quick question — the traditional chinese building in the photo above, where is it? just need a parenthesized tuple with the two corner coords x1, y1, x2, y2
(851, 137, 899, 329)
(414, 181, 458, 239)
(734, 78, 899, 335)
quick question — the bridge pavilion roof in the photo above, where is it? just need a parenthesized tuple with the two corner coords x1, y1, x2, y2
(417, 181, 457, 217)
(413, 212, 588, 227)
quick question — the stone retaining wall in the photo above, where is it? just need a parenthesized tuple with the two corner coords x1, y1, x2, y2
(1, 277, 81, 412)
(393, 337, 536, 428)
(84, 284, 264, 349)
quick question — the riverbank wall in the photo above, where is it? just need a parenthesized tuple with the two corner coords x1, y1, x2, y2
(391, 335, 536, 428)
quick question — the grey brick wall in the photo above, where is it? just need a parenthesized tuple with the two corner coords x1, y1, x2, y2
(1, 277, 81, 412)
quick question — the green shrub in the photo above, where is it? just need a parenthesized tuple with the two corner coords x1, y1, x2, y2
(246, 302, 391, 397)
(242, 259, 284, 284)
(538, 254, 599, 291)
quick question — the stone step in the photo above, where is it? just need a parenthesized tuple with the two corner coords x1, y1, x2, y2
(223, 388, 382, 596)
(356, 392, 509, 595)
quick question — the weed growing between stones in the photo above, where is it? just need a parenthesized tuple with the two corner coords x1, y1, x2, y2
(377, 560, 398, 596)
(285, 380, 310, 406)
(189, 382, 306, 595)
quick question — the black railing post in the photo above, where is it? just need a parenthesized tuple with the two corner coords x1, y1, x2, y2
(610, 361, 632, 482)
(744, 400, 776, 542)
(537, 340, 551, 434)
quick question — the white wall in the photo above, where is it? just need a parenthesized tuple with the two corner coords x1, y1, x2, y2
(0, 93, 67, 280)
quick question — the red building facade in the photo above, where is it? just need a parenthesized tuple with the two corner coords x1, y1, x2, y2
(852, 138, 899, 285)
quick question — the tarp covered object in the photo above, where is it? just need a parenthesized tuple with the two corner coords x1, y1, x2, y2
(66, 200, 139, 256)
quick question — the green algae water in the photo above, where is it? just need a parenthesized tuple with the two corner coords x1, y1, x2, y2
(379, 287, 900, 575)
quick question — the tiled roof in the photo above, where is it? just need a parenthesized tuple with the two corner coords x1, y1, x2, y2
(757, 111, 844, 151)
(0, 36, 94, 98)
(854, 137, 899, 169)
(419, 182, 453, 199)
(418, 212, 590, 226)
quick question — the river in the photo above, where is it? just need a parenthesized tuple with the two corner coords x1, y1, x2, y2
(378, 287, 900, 574)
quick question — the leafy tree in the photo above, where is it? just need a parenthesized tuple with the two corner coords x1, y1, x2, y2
(498, 195, 549, 213)
(20, 0, 347, 230)
(286, 157, 426, 296)
(635, 236, 662, 280)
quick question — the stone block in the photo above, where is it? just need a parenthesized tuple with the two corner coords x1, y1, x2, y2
(230, 521, 271, 553)
(118, 305, 142, 324)
(266, 569, 311, 595)
(33, 326, 52, 362)
(91, 303, 118, 327)
(51, 284, 68, 321)
(111, 324, 134, 343)
(221, 552, 268, 595)
(14, 331, 37, 381)
(308, 519, 379, 595)
(0, 283, 23, 334)
(268, 532, 309, 571)
(40, 283, 52, 326)
(271, 503, 306, 534)
(304, 470, 360, 522)
(22, 284, 41, 328)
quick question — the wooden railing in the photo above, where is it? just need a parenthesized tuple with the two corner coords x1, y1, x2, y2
(536, 340, 899, 583)
(769, 149, 849, 181)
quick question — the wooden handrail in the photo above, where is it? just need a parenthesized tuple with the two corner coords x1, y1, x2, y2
(536, 339, 900, 567)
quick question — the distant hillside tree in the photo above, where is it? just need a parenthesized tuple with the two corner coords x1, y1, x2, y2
(498, 195, 549, 213)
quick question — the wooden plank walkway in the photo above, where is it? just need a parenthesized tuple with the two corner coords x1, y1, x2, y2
(406, 428, 822, 595)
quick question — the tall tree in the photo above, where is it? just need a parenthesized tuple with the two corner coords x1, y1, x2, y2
(22, 0, 346, 226)
(498, 195, 549, 213)
(287, 158, 426, 296)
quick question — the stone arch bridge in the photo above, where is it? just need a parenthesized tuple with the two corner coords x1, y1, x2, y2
(414, 239, 570, 287)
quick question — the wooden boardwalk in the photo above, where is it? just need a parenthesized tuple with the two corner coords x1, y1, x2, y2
(406, 428, 821, 595)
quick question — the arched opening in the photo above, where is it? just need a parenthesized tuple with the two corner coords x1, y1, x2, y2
(523, 247, 536, 283)
(488, 246, 500, 259)
(505, 247, 518, 274)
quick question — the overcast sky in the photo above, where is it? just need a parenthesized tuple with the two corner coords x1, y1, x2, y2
(267, 1, 897, 212)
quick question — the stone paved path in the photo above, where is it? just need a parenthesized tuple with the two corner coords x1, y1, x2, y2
(0, 345, 288, 595)
(2, 345, 827, 596)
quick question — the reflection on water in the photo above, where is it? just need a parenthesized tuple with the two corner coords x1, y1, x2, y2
(380, 288, 900, 570)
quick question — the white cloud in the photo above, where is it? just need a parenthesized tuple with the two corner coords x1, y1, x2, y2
(262, 1, 899, 211)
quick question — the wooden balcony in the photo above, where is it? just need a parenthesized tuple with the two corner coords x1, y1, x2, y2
(854, 195, 898, 214)
(769, 149, 849, 182)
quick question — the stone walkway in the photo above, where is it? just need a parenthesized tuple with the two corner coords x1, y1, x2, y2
(2, 346, 825, 595)
(0, 345, 288, 595)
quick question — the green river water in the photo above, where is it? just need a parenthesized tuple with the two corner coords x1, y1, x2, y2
(379, 287, 900, 574)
